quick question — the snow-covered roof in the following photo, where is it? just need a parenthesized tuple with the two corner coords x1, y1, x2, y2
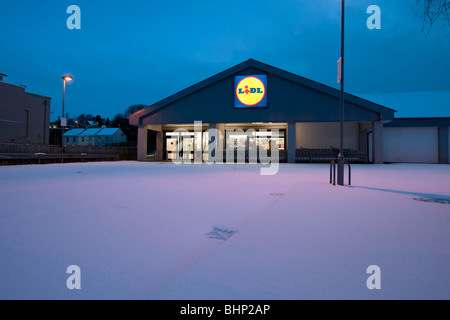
(63, 128, 85, 136)
(96, 128, 123, 136)
(63, 128, 125, 137)
(79, 128, 102, 136)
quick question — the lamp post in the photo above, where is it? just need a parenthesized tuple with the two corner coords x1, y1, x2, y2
(337, 0, 345, 186)
(61, 75, 73, 152)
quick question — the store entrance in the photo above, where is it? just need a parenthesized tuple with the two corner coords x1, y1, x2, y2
(163, 127, 285, 162)
(165, 131, 209, 161)
(166, 132, 193, 160)
(227, 129, 286, 152)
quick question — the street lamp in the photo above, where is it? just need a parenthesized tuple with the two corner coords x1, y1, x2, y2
(337, 0, 345, 186)
(61, 75, 73, 152)
(62, 75, 73, 126)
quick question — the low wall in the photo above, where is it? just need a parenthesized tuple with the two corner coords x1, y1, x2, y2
(0, 143, 59, 153)
(0, 143, 137, 161)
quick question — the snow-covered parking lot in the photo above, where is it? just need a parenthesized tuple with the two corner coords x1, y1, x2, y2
(0, 161, 449, 300)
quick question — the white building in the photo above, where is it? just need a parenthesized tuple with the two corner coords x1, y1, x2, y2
(95, 128, 128, 146)
(77, 128, 102, 146)
(63, 128, 127, 147)
(62, 128, 85, 146)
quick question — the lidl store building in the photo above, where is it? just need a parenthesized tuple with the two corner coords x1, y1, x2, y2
(129, 59, 450, 164)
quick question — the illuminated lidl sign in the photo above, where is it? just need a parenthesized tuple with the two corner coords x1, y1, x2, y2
(235, 75, 267, 108)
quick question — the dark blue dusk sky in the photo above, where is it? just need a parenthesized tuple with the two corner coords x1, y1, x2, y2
(1, 0, 449, 121)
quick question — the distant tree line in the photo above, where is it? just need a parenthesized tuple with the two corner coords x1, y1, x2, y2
(110, 104, 147, 143)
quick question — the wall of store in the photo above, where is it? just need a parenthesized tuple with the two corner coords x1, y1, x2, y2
(295, 122, 360, 150)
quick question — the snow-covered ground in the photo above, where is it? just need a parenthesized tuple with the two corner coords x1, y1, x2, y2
(0, 161, 449, 300)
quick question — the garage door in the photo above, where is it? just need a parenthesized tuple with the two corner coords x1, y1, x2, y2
(384, 127, 438, 163)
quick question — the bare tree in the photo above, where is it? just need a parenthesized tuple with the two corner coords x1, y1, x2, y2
(124, 104, 146, 117)
(416, 0, 450, 34)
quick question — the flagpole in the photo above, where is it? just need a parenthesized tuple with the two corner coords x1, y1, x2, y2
(338, 0, 345, 186)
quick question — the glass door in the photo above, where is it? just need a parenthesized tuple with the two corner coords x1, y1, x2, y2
(181, 134, 194, 160)
(165, 132, 195, 160)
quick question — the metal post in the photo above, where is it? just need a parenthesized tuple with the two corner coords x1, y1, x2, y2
(62, 79, 66, 123)
(330, 161, 333, 184)
(61, 79, 66, 153)
(347, 161, 351, 186)
(330, 160, 336, 185)
(61, 75, 73, 152)
(337, 0, 345, 186)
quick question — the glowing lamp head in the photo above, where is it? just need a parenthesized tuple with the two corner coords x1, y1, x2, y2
(62, 75, 73, 81)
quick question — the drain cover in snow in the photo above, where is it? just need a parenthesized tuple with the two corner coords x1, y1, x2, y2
(206, 227, 237, 240)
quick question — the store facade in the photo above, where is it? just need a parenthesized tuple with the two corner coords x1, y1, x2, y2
(129, 59, 395, 164)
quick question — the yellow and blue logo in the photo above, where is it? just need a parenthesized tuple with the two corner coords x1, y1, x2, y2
(235, 75, 267, 108)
